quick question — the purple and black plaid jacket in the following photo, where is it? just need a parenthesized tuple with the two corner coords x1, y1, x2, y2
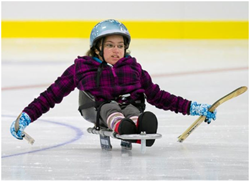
(23, 56, 191, 122)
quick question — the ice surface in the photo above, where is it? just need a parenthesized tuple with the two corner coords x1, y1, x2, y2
(1, 39, 248, 180)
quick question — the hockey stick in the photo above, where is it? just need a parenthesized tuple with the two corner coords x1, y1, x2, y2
(15, 113, 35, 145)
(178, 86, 248, 143)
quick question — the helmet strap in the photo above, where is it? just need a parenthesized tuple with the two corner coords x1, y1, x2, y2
(95, 38, 106, 63)
(95, 38, 107, 87)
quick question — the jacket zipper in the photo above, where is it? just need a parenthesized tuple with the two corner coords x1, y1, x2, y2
(111, 67, 117, 77)
(108, 63, 117, 78)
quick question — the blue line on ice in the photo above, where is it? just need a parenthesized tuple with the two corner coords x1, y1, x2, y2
(2, 115, 84, 159)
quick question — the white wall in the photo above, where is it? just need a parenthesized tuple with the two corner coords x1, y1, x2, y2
(2, 1, 248, 21)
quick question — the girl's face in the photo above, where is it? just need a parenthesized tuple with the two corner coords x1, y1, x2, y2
(98, 35, 125, 65)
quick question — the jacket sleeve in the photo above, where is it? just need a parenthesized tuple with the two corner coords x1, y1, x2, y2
(23, 64, 76, 122)
(141, 69, 191, 115)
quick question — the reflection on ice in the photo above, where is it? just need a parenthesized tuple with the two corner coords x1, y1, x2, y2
(1, 39, 248, 180)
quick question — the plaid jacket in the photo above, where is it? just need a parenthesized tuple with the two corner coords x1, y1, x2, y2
(23, 56, 191, 122)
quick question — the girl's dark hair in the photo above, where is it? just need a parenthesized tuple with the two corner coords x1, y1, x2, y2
(85, 47, 99, 57)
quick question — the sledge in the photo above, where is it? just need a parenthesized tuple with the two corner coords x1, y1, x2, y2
(87, 126, 162, 154)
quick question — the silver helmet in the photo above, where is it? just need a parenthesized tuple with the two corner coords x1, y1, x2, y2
(90, 19, 131, 48)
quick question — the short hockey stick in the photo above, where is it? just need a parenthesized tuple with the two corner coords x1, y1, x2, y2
(15, 113, 35, 145)
(178, 86, 248, 143)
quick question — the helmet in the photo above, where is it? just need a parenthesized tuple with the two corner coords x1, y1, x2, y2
(90, 19, 131, 48)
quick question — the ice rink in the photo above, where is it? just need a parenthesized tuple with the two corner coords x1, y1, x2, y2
(1, 38, 249, 180)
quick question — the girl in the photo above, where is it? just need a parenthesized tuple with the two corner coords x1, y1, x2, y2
(10, 19, 216, 147)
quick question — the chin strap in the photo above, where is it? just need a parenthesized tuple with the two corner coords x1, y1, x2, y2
(96, 61, 106, 88)
(95, 38, 107, 88)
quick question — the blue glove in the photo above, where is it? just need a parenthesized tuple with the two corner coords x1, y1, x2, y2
(10, 112, 31, 140)
(189, 101, 217, 124)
